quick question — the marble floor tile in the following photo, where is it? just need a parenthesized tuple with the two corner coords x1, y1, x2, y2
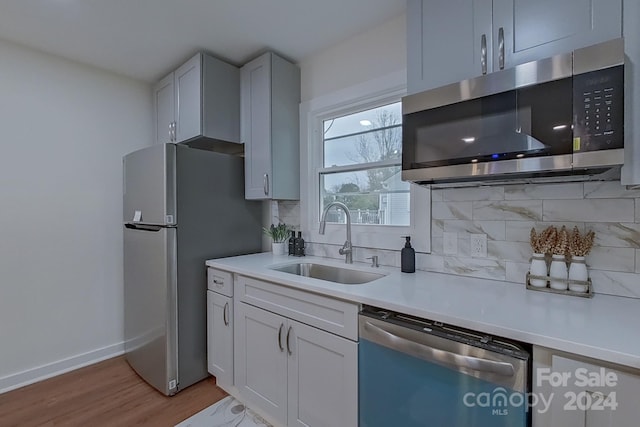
(175, 396, 272, 427)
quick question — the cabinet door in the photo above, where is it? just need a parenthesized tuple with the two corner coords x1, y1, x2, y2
(154, 73, 174, 144)
(493, 0, 622, 70)
(548, 355, 640, 427)
(206, 291, 233, 388)
(241, 53, 272, 199)
(175, 53, 202, 143)
(407, 0, 493, 94)
(234, 302, 287, 425)
(287, 320, 358, 427)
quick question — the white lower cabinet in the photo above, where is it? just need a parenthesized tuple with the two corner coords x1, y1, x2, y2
(287, 319, 358, 427)
(533, 346, 640, 427)
(206, 291, 233, 388)
(234, 275, 358, 427)
(235, 302, 288, 424)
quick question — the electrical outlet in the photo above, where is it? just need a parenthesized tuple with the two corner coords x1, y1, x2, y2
(470, 233, 487, 258)
(443, 232, 457, 255)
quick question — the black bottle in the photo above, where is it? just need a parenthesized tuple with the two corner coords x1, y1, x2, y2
(401, 236, 415, 273)
(295, 231, 305, 256)
(288, 230, 296, 255)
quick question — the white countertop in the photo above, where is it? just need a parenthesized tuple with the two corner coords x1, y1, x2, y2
(206, 252, 640, 370)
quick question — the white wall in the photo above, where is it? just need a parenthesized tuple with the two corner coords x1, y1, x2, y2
(0, 39, 152, 392)
(299, 14, 406, 102)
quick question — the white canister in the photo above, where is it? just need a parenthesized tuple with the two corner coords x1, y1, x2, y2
(272, 241, 286, 255)
(529, 253, 548, 287)
(549, 254, 568, 290)
(568, 256, 589, 292)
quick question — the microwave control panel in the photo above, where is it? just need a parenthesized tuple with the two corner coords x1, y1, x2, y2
(573, 65, 624, 152)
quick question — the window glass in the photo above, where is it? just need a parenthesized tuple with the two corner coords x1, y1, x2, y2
(320, 102, 409, 226)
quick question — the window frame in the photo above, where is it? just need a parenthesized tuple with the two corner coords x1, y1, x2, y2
(300, 73, 431, 253)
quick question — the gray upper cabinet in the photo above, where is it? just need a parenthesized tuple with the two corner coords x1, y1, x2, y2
(407, 0, 492, 95)
(153, 52, 241, 149)
(154, 73, 175, 145)
(241, 52, 300, 200)
(407, 0, 622, 95)
(494, 0, 622, 71)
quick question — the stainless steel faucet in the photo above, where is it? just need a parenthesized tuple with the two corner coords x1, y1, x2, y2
(319, 201, 352, 264)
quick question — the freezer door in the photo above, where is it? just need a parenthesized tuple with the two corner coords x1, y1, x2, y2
(123, 144, 176, 225)
(124, 224, 178, 395)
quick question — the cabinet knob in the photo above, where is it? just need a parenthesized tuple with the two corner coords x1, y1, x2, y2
(481, 34, 487, 75)
(278, 323, 284, 352)
(263, 173, 269, 196)
(223, 302, 229, 326)
(286, 326, 293, 355)
(498, 27, 505, 70)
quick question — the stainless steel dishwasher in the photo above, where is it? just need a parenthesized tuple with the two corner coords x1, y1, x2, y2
(359, 306, 531, 427)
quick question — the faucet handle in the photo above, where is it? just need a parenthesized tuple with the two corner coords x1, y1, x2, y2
(366, 256, 379, 268)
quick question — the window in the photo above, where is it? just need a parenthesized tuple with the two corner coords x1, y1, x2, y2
(320, 102, 410, 226)
(300, 74, 430, 253)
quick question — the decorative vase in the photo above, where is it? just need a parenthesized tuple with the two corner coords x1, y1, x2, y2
(529, 253, 548, 287)
(272, 241, 286, 255)
(549, 254, 568, 290)
(568, 256, 589, 293)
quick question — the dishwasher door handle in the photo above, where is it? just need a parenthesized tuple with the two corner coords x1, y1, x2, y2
(363, 321, 515, 377)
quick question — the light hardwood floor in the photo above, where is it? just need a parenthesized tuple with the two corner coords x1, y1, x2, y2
(0, 356, 227, 426)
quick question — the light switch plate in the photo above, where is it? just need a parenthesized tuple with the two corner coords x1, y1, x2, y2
(443, 232, 457, 255)
(470, 233, 487, 258)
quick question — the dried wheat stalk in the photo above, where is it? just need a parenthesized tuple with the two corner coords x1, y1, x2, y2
(530, 225, 561, 255)
(569, 226, 595, 256)
(552, 225, 569, 255)
(539, 226, 557, 255)
(530, 228, 542, 253)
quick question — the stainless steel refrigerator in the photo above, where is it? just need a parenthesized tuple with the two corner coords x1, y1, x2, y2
(123, 143, 262, 395)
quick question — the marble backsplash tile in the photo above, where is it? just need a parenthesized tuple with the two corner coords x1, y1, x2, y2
(543, 199, 635, 222)
(473, 200, 543, 221)
(281, 180, 640, 298)
(432, 201, 473, 220)
(505, 182, 584, 200)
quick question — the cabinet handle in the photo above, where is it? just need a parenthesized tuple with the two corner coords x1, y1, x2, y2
(212, 279, 223, 285)
(286, 326, 292, 355)
(223, 302, 229, 326)
(277, 323, 284, 352)
(480, 34, 487, 75)
(169, 122, 176, 141)
(263, 173, 269, 196)
(498, 27, 505, 70)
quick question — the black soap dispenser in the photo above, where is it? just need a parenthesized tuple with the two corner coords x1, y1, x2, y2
(401, 236, 415, 273)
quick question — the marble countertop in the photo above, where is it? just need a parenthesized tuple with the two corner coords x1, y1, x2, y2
(206, 252, 640, 370)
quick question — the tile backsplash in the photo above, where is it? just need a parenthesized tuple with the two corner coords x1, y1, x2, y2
(281, 181, 640, 299)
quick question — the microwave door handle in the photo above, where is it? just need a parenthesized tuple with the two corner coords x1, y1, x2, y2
(481, 34, 488, 74)
(498, 27, 505, 70)
(364, 321, 515, 377)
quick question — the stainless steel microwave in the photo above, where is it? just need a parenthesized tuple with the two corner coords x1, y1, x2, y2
(402, 38, 625, 186)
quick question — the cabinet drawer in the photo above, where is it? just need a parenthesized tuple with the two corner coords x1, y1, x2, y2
(235, 275, 359, 341)
(207, 268, 233, 297)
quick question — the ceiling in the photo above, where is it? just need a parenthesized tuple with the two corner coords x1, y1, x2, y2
(0, 0, 406, 83)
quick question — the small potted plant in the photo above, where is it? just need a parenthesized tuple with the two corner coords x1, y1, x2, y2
(263, 223, 291, 255)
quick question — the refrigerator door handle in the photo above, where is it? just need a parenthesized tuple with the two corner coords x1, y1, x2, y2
(125, 223, 163, 232)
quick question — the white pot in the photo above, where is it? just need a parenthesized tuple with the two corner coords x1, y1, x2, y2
(568, 256, 589, 293)
(549, 254, 568, 290)
(529, 253, 548, 288)
(272, 241, 286, 255)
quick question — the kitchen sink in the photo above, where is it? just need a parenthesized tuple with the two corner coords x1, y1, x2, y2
(270, 262, 385, 284)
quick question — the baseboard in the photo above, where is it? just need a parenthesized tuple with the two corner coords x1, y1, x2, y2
(0, 341, 124, 394)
